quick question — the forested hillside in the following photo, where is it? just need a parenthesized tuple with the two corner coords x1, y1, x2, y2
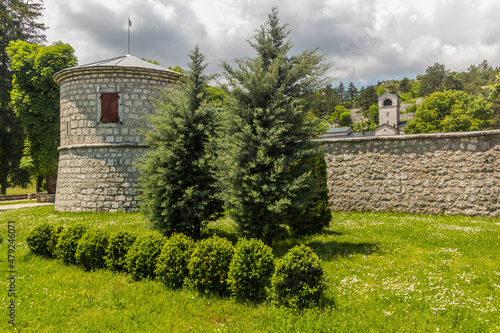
(311, 60, 500, 133)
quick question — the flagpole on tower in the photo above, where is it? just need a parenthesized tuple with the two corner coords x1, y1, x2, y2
(128, 17, 132, 54)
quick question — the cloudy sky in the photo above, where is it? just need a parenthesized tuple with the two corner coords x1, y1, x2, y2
(40, 0, 500, 87)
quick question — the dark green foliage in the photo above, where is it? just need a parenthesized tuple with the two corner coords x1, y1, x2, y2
(6, 40, 77, 193)
(27, 222, 59, 257)
(418, 62, 448, 97)
(138, 45, 221, 238)
(228, 238, 274, 303)
(187, 236, 234, 297)
(75, 228, 110, 271)
(105, 231, 137, 272)
(346, 82, 358, 105)
(399, 77, 412, 93)
(269, 245, 325, 309)
(218, 8, 330, 245)
(0, 0, 46, 195)
(288, 151, 331, 235)
(56, 223, 89, 265)
(357, 85, 378, 111)
(125, 231, 166, 281)
(155, 233, 195, 289)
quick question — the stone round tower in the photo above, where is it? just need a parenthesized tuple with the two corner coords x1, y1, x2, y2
(53, 55, 181, 212)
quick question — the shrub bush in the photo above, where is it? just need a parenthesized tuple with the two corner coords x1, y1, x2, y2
(56, 223, 89, 265)
(105, 231, 137, 272)
(155, 233, 195, 289)
(125, 231, 165, 281)
(228, 238, 274, 303)
(187, 235, 234, 297)
(289, 151, 332, 236)
(27, 222, 59, 257)
(269, 244, 325, 309)
(75, 228, 110, 271)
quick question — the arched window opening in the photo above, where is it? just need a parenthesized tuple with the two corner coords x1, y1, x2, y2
(383, 99, 392, 106)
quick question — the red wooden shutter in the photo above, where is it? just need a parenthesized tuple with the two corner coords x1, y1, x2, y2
(101, 93, 119, 123)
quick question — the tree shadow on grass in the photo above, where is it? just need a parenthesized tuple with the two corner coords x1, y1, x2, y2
(307, 240, 380, 261)
(199, 228, 239, 245)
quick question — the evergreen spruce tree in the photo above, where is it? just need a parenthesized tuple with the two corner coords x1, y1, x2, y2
(138, 46, 222, 238)
(217, 8, 331, 245)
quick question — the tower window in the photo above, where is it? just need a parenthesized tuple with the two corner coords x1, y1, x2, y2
(383, 99, 392, 106)
(100, 93, 119, 123)
(386, 112, 390, 117)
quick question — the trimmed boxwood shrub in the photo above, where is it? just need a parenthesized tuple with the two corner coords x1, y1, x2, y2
(228, 238, 274, 303)
(269, 244, 325, 309)
(27, 222, 57, 257)
(105, 231, 137, 272)
(155, 233, 195, 289)
(75, 228, 110, 271)
(125, 231, 166, 281)
(187, 235, 234, 297)
(56, 223, 89, 265)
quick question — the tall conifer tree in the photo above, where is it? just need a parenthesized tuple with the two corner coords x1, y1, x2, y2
(217, 8, 331, 245)
(138, 46, 222, 238)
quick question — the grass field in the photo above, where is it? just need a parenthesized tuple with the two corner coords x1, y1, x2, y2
(1, 206, 499, 332)
(0, 200, 37, 206)
(2, 186, 37, 196)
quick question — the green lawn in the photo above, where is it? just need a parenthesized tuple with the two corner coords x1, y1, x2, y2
(2, 186, 36, 196)
(0, 200, 36, 206)
(1, 206, 499, 332)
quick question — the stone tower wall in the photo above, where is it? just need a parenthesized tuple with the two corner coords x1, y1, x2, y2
(378, 93, 400, 127)
(54, 66, 178, 212)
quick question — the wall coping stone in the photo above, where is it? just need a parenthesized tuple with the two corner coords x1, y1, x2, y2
(58, 142, 149, 151)
(318, 129, 500, 143)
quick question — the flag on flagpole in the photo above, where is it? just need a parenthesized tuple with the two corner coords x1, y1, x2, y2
(128, 18, 132, 27)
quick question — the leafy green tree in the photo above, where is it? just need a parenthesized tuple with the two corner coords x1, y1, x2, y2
(405, 90, 492, 134)
(168, 65, 183, 74)
(138, 46, 222, 238)
(217, 7, 331, 245)
(328, 105, 349, 124)
(485, 71, 500, 128)
(0, 0, 46, 194)
(418, 62, 448, 96)
(7, 40, 77, 193)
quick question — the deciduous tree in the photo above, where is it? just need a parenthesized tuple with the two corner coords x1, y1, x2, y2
(7, 40, 77, 193)
(0, 0, 46, 194)
(405, 90, 492, 134)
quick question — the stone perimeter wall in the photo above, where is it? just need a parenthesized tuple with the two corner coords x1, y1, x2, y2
(320, 130, 500, 217)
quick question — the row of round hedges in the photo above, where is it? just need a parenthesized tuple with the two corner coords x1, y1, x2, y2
(26, 222, 138, 272)
(27, 223, 326, 309)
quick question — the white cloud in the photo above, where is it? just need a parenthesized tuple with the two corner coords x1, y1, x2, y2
(40, 0, 500, 86)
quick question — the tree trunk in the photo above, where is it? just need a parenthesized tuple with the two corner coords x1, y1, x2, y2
(36, 175, 43, 193)
(45, 174, 57, 194)
(0, 176, 6, 195)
